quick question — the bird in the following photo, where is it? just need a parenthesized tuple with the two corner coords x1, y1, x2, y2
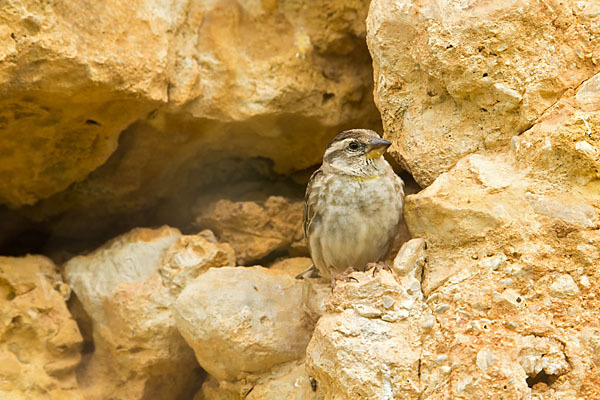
(301, 129, 405, 288)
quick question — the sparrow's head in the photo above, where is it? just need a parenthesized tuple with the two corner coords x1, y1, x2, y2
(323, 129, 392, 175)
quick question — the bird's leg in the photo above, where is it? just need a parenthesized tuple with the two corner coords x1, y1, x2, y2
(364, 262, 392, 276)
(330, 267, 359, 292)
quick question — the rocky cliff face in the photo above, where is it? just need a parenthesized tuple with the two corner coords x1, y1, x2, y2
(0, 0, 380, 254)
(1, 0, 600, 399)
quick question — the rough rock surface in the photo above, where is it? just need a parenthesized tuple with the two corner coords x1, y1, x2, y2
(197, 361, 323, 400)
(400, 81, 600, 398)
(3, 0, 600, 399)
(175, 265, 328, 399)
(175, 266, 321, 382)
(0, 255, 83, 399)
(368, 0, 600, 186)
(306, 239, 429, 399)
(195, 195, 305, 264)
(0, 0, 169, 207)
(0, 0, 380, 226)
(63, 226, 234, 400)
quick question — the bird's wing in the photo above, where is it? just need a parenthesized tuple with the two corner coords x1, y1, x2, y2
(302, 168, 324, 242)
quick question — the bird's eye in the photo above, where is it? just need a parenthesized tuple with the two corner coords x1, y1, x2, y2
(348, 141, 359, 151)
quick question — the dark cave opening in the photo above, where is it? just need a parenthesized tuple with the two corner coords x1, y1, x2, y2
(526, 370, 559, 389)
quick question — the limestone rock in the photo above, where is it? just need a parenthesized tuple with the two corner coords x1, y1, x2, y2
(0, 0, 170, 207)
(244, 362, 323, 400)
(174, 266, 322, 382)
(1, 0, 380, 228)
(306, 240, 431, 400)
(64, 226, 181, 324)
(195, 196, 305, 264)
(197, 361, 323, 400)
(269, 257, 313, 277)
(404, 151, 600, 397)
(159, 230, 236, 296)
(63, 226, 233, 400)
(367, 0, 600, 186)
(0, 255, 83, 399)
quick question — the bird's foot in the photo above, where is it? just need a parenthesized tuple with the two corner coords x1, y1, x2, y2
(331, 268, 359, 292)
(364, 262, 392, 277)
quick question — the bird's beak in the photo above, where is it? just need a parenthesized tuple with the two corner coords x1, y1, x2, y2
(365, 137, 392, 159)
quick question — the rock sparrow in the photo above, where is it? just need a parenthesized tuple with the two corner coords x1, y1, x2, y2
(302, 129, 405, 286)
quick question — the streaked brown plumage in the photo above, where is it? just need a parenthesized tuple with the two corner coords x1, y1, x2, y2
(302, 129, 404, 284)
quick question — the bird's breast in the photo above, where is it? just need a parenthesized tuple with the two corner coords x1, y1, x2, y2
(315, 174, 403, 273)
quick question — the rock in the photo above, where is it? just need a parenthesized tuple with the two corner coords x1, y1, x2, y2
(576, 72, 600, 112)
(511, 93, 600, 187)
(269, 257, 312, 277)
(392, 238, 426, 277)
(0, 0, 165, 207)
(195, 196, 305, 264)
(159, 230, 236, 296)
(0, 255, 83, 399)
(197, 361, 323, 400)
(518, 336, 570, 379)
(64, 226, 181, 324)
(174, 266, 322, 382)
(476, 350, 497, 372)
(525, 193, 597, 228)
(0, 0, 381, 241)
(405, 154, 526, 249)
(63, 226, 232, 400)
(549, 274, 580, 298)
(306, 266, 430, 400)
(244, 362, 323, 400)
(367, 0, 600, 186)
(398, 63, 600, 395)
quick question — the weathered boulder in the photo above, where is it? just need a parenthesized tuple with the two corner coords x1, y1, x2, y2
(0, 255, 83, 399)
(367, 0, 600, 186)
(63, 226, 234, 400)
(195, 196, 305, 264)
(403, 119, 600, 397)
(306, 239, 430, 399)
(1, 0, 380, 234)
(174, 266, 321, 382)
(197, 361, 323, 400)
(0, 0, 171, 207)
(361, 3, 600, 397)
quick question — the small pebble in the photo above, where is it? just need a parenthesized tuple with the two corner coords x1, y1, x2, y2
(434, 355, 448, 365)
(434, 304, 450, 314)
(476, 350, 496, 372)
(407, 280, 421, 295)
(421, 316, 436, 331)
(382, 295, 395, 309)
(505, 321, 518, 330)
(481, 254, 507, 270)
(354, 304, 381, 318)
(549, 274, 580, 298)
(426, 293, 439, 303)
(580, 275, 591, 288)
(568, 306, 579, 316)
(399, 298, 415, 310)
(381, 309, 409, 322)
